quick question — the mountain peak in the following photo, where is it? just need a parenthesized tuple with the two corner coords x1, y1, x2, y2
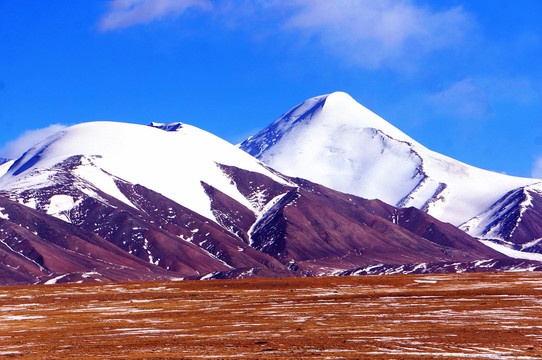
(240, 91, 415, 161)
(322, 90, 354, 103)
(321, 91, 358, 107)
(318, 91, 416, 145)
(240, 92, 537, 227)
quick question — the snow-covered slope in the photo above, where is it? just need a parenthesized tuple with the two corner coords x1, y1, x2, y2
(0, 121, 289, 223)
(0, 160, 14, 178)
(240, 92, 537, 227)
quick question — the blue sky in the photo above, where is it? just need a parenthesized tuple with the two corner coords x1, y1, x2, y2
(1, 0, 542, 178)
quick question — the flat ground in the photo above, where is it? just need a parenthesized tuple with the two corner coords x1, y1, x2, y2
(1, 272, 542, 359)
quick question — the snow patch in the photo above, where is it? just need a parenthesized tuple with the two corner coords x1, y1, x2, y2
(44, 274, 69, 285)
(247, 191, 291, 246)
(0, 207, 9, 220)
(521, 237, 542, 250)
(82, 271, 100, 278)
(45, 195, 79, 223)
(0, 315, 45, 321)
(479, 239, 542, 262)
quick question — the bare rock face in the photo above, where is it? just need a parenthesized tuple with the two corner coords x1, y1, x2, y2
(0, 196, 175, 285)
(240, 175, 508, 276)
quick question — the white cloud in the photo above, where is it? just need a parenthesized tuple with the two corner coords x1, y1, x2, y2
(532, 157, 542, 179)
(98, 0, 474, 70)
(99, 0, 213, 31)
(429, 78, 489, 119)
(0, 124, 67, 160)
(280, 0, 473, 69)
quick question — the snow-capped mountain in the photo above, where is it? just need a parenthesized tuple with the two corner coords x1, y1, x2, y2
(0, 121, 289, 222)
(240, 92, 542, 257)
(0, 120, 528, 285)
(240, 92, 538, 226)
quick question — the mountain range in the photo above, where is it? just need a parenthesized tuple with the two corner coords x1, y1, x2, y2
(0, 93, 541, 285)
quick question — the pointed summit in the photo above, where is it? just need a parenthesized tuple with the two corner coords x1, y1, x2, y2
(240, 92, 536, 227)
(313, 91, 417, 144)
(240, 92, 415, 159)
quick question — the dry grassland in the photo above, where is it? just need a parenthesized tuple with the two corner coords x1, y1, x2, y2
(1, 272, 542, 359)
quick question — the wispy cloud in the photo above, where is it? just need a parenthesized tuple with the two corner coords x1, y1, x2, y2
(532, 157, 542, 179)
(0, 124, 67, 160)
(282, 0, 473, 69)
(99, 0, 213, 31)
(98, 0, 474, 70)
(429, 78, 490, 119)
(426, 76, 540, 121)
